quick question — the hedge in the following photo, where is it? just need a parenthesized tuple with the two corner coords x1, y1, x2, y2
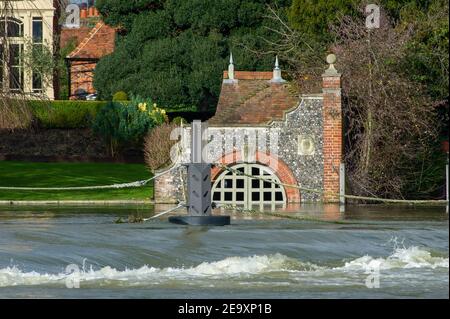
(28, 100, 108, 129)
(16, 100, 212, 129)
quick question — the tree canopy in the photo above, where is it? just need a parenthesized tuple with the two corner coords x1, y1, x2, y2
(94, 0, 291, 110)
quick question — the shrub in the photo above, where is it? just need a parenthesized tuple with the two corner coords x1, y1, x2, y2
(0, 98, 33, 130)
(171, 116, 187, 125)
(29, 100, 107, 129)
(92, 96, 168, 156)
(112, 91, 128, 102)
(144, 122, 180, 172)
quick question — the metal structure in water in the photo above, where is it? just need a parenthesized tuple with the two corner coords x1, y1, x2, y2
(168, 120, 230, 226)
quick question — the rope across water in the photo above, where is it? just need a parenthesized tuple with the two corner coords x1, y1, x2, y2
(0, 162, 447, 205)
(0, 165, 180, 191)
(216, 164, 449, 205)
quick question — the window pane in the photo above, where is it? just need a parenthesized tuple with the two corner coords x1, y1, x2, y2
(0, 20, 23, 37)
(10, 67, 23, 90)
(213, 192, 221, 201)
(264, 192, 272, 201)
(252, 180, 260, 188)
(275, 192, 283, 201)
(252, 192, 260, 201)
(6, 20, 23, 37)
(224, 192, 232, 201)
(236, 179, 244, 188)
(9, 44, 21, 66)
(236, 192, 244, 201)
(32, 18, 43, 43)
(252, 167, 260, 176)
(33, 72, 42, 91)
(224, 179, 233, 189)
(263, 181, 272, 189)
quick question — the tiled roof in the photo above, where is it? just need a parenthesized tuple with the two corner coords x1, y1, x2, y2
(67, 22, 115, 59)
(208, 71, 298, 126)
(60, 27, 92, 49)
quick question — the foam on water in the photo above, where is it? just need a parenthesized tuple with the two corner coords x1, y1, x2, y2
(342, 246, 449, 271)
(0, 247, 447, 288)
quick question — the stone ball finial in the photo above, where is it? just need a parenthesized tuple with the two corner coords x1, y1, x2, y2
(324, 54, 339, 75)
(326, 54, 336, 65)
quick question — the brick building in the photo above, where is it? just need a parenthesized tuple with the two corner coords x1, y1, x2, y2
(155, 54, 343, 206)
(62, 9, 115, 99)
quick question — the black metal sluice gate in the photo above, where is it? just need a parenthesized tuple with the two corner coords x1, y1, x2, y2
(169, 120, 231, 226)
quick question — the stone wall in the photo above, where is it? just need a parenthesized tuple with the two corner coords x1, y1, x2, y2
(0, 129, 142, 162)
(272, 97, 324, 202)
(154, 166, 187, 204)
(154, 96, 325, 203)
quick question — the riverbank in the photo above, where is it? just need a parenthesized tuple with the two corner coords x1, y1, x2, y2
(0, 161, 153, 201)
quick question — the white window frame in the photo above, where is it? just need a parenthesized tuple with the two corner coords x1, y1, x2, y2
(212, 163, 287, 210)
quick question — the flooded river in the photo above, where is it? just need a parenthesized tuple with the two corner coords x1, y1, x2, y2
(0, 205, 448, 299)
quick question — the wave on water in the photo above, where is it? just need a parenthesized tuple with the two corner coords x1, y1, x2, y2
(342, 246, 448, 271)
(0, 247, 447, 288)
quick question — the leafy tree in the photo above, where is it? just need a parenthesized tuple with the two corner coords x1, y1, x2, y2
(288, 0, 358, 42)
(94, 0, 291, 111)
(270, 2, 447, 199)
(398, 0, 449, 101)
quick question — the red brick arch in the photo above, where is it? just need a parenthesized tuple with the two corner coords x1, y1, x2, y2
(211, 151, 301, 203)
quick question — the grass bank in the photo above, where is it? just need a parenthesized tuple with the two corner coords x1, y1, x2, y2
(0, 161, 153, 201)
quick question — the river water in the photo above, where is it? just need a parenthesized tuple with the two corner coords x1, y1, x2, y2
(0, 205, 448, 299)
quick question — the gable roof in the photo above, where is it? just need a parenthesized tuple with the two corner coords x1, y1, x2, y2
(60, 27, 92, 49)
(67, 22, 115, 60)
(208, 71, 298, 126)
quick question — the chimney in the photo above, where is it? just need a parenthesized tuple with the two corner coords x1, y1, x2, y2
(322, 54, 343, 202)
(80, 8, 88, 19)
(88, 7, 95, 17)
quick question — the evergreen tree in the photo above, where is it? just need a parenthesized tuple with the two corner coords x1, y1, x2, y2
(94, 0, 291, 111)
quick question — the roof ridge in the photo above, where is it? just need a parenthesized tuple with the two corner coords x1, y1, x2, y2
(67, 21, 105, 58)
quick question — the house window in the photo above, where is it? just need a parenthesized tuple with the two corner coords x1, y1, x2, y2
(32, 17, 43, 43)
(212, 164, 287, 209)
(32, 72, 42, 93)
(9, 43, 24, 92)
(0, 18, 23, 37)
(0, 17, 24, 92)
(32, 18, 44, 93)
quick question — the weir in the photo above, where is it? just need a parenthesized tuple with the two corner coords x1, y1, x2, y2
(168, 120, 231, 226)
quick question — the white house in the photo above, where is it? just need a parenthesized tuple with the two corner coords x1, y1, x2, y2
(1, 0, 57, 99)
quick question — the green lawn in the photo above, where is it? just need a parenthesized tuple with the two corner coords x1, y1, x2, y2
(0, 161, 153, 201)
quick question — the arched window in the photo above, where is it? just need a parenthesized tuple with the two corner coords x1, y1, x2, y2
(0, 18, 24, 92)
(212, 164, 287, 209)
(0, 17, 24, 38)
